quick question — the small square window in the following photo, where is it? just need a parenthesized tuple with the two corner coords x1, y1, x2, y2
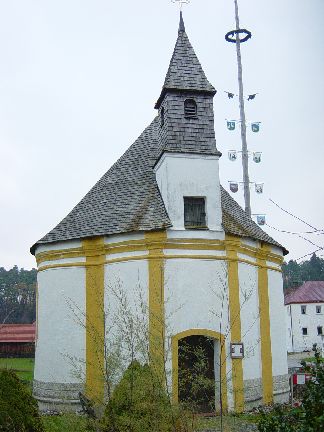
(301, 305, 307, 314)
(316, 305, 321, 314)
(317, 326, 323, 336)
(302, 327, 308, 336)
(184, 197, 206, 229)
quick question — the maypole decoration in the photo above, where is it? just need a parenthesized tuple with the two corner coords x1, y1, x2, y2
(225, 0, 264, 225)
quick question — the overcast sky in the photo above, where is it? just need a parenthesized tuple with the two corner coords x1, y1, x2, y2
(0, 0, 323, 270)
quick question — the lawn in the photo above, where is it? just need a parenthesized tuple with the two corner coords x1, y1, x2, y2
(42, 414, 88, 432)
(0, 357, 34, 382)
(41, 413, 258, 432)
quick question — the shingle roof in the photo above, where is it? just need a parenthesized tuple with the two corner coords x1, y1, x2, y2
(155, 12, 216, 109)
(284, 281, 324, 305)
(30, 116, 287, 255)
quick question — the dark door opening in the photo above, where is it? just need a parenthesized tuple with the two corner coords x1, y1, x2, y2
(178, 335, 215, 413)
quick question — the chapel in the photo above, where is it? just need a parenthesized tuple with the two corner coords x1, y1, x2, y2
(31, 13, 289, 412)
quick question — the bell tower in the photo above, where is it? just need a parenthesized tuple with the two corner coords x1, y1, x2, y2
(155, 12, 221, 158)
(154, 13, 223, 232)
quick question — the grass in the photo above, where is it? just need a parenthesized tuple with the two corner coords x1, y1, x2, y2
(41, 413, 258, 432)
(0, 357, 34, 382)
(42, 414, 88, 432)
(196, 414, 258, 431)
(303, 356, 323, 363)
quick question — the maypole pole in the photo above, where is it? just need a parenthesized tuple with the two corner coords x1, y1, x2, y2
(225, 0, 252, 216)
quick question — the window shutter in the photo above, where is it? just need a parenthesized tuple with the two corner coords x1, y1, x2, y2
(184, 197, 206, 228)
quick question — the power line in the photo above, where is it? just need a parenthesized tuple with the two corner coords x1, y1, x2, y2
(295, 248, 324, 261)
(266, 224, 324, 236)
(269, 198, 320, 231)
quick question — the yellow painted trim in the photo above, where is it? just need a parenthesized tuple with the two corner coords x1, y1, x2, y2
(37, 254, 282, 273)
(225, 235, 244, 412)
(83, 237, 105, 404)
(145, 231, 167, 384)
(171, 329, 228, 411)
(257, 244, 273, 404)
(36, 238, 283, 266)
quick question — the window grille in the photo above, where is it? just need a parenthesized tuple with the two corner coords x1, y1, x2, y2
(317, 326, 323, 336)
(316, 305, 321, 314)
(301, 305, 306, 314)
(302, 327, 308, 336)
(184, 99, 197, 118)
(184, 197, 206, 228)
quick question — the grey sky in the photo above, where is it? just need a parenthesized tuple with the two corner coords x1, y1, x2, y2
(0, 0, 323, 270)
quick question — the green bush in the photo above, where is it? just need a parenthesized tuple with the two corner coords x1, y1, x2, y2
(0, 369, 44, 432)
(258, 344, 324, 432)
(100, 360, 194, 432)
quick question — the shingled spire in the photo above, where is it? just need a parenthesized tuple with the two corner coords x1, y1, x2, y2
(155, 12, 216, 109)
(155, 12, 219, 156)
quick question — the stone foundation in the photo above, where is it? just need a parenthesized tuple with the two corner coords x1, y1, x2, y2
(273, 373, 290, 404)
(243, 374, 290, 410)
(33, 380, 84, 412)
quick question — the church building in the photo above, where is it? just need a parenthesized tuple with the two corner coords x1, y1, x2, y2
(31, 13, 289, 412)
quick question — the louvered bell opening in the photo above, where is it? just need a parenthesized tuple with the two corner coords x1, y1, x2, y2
(184, 99, 197, 118)
(184, 197, 207, 228)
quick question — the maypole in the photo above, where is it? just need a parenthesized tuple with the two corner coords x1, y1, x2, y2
(225, 0, 252, 217)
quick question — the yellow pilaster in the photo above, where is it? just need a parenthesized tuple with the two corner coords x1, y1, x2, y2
(225, 235, 244, 412)
(257, 243, 273, 404)
(145, 230, 167, 384)
(83, 236, 105, 403)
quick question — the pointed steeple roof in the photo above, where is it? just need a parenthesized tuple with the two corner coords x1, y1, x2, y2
(155, 12, 216, 108)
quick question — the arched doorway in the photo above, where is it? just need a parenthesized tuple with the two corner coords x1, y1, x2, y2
(172, 330, 227, 413)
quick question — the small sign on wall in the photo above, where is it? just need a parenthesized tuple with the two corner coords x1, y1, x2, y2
(230, 342, 244, 359)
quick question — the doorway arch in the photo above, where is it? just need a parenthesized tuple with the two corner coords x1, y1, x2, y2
(171, 329, 228, 412)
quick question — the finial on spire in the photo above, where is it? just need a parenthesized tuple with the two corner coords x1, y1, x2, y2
(172, 0, 190, 12)
(179, 10, 185, 32)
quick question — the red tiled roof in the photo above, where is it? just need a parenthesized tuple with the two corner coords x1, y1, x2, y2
(284, 281, 324, 305)
(0, 323, 36, 343)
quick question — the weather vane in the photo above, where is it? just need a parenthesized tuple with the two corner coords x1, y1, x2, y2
(171, 0, 190, 11)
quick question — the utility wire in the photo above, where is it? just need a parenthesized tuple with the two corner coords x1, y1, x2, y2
(266, 223, 323, 255)
(295, 247, 324, 261)
(269, 198, 319, 231)
(266, 224, 324, 236)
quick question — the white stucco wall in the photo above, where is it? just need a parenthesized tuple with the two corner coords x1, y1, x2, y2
(104, 258, 149, 377)
(238, 262, 261, 381)
(268, 270, 288, 376)
(155, 153, 222, 231)
(164, 258, 229, 336)
(34, 266, 86, 383)
(287, 302, 324, 352)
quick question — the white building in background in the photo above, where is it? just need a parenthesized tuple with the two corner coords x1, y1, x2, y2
(31, 13, 289, 412)
(285, 281, 324, 353)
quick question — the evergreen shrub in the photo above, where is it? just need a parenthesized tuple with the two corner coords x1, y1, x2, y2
(0, 369, 44, 432)
(100, 360, 194, 432)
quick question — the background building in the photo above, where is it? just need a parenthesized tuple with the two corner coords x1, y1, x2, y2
(285, 281, 324, 353)
(0, 323, 36, 358)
